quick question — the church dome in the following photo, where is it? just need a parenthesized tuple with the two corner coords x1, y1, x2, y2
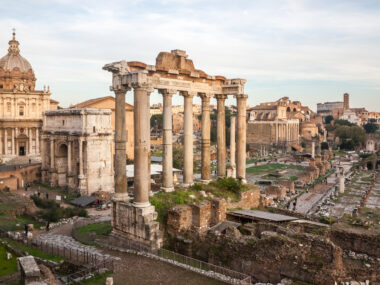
(0, 31, 36, 91)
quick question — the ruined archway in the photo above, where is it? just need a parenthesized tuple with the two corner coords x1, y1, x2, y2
(56, 143, 68, 187)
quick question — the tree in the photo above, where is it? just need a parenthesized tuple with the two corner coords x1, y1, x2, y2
(335, 125, 366, 150)
(334, 119, 354, 127)
(363, 123, 379, 134)
(321, 142, 329, 150)
(172, 145, 183, 169)
(150, 114, 163, 135)
(325, 115, 334, 125)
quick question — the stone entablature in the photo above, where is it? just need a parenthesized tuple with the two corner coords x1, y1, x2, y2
(41, 108, 113, 195)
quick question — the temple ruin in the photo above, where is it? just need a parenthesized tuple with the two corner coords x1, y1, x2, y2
(103, 49, 247, 249)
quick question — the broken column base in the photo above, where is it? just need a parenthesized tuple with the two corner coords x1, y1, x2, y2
(110, 201, 163, 251)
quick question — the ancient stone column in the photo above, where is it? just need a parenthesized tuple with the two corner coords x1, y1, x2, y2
(236, 94, 248, 182)
(11, 128, 15, 155)
(36, 128, 39, 154)
(230, 116, 236, 178)
(0, 130, 2, 155)
(200, 93, 211, 183)
(50, 138, 55, 169)
(67, 140, 72, 174)
(133, 84, 153, 207)
(28, 128, 32, 155)
(182, 91, 194, 186)
(4, 129, 7, 155)
(216, 94, 227, 178)
(113, 89, 130, 201)
(339, 167, 345, 193)
(311, 141, 315, 158)
(159, 89, 175, 192)
(323, 129, 327, 142)
(78, 138, 83, 176)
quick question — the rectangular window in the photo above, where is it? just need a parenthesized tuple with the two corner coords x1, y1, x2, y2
(19, 106, 24, 116)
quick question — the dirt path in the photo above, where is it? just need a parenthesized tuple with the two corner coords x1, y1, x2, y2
(104, 249, 226, 285)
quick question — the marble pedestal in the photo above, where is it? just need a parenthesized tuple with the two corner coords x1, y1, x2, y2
(111, 201, 163, 250)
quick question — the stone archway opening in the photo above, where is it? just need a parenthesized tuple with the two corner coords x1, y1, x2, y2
(56, 143, 68, 187)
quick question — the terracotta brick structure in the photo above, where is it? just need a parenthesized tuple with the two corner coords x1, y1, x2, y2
(0, 163, 40, 191)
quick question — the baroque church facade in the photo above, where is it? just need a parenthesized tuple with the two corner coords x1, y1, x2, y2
(0, 31, 58, 162)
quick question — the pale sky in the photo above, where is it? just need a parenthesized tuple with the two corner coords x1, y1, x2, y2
(1, 0, 380, 111)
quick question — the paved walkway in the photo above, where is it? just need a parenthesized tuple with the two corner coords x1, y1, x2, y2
(295, 182, 335, 214)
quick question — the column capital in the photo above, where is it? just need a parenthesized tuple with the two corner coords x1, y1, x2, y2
(113, 87, 131, 95)
(198, 92, 211, 101)
(180, 91, 196, 98)
(158, 88, 177, 96)
(132, 82, 154, 94)
(234, 94, 248, 100)
(215, 94, 227, 100)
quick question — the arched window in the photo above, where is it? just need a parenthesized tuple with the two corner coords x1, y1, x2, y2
(19, 106, 24, 116)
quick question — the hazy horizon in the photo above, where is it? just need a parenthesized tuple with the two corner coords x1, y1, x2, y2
(1, 0, 380, 112)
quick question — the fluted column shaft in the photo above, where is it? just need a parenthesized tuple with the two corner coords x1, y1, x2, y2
(133, 85, 152, 207)
(182, 92, 194, 186)
(236, 94, 248, 182)
(230, 116, 236, 178)
(114, 89, 129, 201)
(200, 94, 211, 182)
(160, 89, 175, 192)
(216, 94, 227, 178)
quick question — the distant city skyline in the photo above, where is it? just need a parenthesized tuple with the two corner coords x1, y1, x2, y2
(1, 0, 379, 111)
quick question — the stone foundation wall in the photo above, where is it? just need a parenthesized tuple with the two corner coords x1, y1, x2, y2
(277, 180, 295, 193)
(167, 188, 261, 235)
(331, 225, 380, 257)
(264, 185, 286, 199)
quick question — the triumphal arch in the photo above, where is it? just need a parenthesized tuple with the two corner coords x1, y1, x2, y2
(104, 49, 247, 249)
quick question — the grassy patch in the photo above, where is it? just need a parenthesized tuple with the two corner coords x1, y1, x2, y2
(1, 238, 66, 262)
(246, 163, 304, 174)
(0, 244, 18, 277)
(31, 195, 87, 222)
(76, 222, 112, 236)
(0, 214, 43, 232)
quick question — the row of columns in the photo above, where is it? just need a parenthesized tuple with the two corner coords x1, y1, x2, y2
(0, 127, 40, 155)
(274, 122, 299, 144)
(160, 91, 248, 190)
(113, 85, 247, 208)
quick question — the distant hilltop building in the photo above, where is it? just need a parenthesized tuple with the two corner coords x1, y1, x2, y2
(0, 31, 58, 163)
(317, 93, 377, 125)
(246, 97, 321, 151)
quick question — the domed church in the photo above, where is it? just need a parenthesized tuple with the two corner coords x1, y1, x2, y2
(0, 31, 58, 162)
